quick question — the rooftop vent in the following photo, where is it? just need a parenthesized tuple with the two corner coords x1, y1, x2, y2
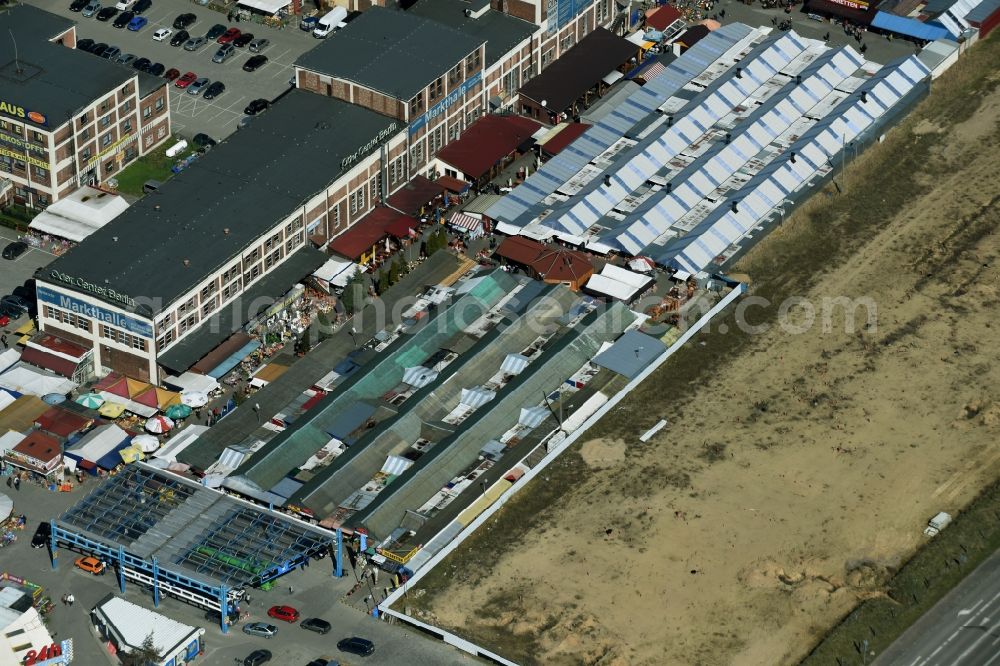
(183, 259, 190, 267)
(223, 228, 230, 235)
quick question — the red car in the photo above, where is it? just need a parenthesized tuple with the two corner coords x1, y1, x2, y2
(174, 71, 197, 88)
(267, 605, 299, 622)
(217, 27, 241, 44)
(164, 68, 181, 81)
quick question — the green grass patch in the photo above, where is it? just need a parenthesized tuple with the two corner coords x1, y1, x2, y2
(112, 139, 193, 197)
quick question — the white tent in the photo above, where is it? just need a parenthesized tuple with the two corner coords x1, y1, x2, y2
(460, 387, 496, 409)
(402, 366, 439, 389)
(380, 455, 414, 476)
(584, 264, 653, 302)
(236, 0, 290, 13)
(0, 390, 15, 413)
(518, 406, 551, 428)
(154, 425, 209, 462)
(0, 349, 20, 374)
(0, 430, 25, 455)
(163, 372, 219, 394)
(67, 424, 129, 463)
(28, 186, 128, 242)
(0, 364, 77, 397)
(500, 353, 530, 376)
(312, 257, 360, 292)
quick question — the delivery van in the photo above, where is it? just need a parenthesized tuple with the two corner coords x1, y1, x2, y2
(313, 6, 347, 38)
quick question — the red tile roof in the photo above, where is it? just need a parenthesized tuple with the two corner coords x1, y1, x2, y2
(35, 406, 93, 438)
(13, 431, 61, 466)
(532, 247, 594, 283)
(541, 123, 591, 156)
(20, 347, 79, 378)
(328, 207, 418, 260)
(646, 5, 683, 31)
(436, 115, 542, 180)
(387, 175, 447, 215)
(495, 235, 546, 266)
(31, 332, 88, 359)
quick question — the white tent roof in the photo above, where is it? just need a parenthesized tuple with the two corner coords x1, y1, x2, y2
(163, 372, 219, 394)
(67, 424, 129, 463)
(313, 257, 359, 286)
(460, 387, 496, 409)
(402, 366, 439, 389)
(154, 425, 209, 461)
(237, 0, 289, 13)
(599, 263, 653, 289)
(518, 406, 551, 428)
(0, 363, 77, 397)
(94, 596, 202, 655)
(0, 391, 14, 413)
(0, 349, 20, 374)
(381, 455, 414, 476)
(0, 430, 25, 455)
(584, 274, 641, 301)
(500, 353, 530, 375)
(28, 186, 128, 242)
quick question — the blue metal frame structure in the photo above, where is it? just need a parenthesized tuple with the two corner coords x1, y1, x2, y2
(52, 464, 341, 633)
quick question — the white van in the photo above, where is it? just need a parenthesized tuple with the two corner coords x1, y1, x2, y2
(313, 6, 347, 38)
(115, 0, 134, 10)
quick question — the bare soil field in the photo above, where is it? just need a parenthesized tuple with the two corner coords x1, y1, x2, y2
(404, 35, 1000, 666)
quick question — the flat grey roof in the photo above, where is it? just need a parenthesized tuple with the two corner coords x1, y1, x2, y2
(44, 91, 401, 312)
(295, 6, 484, 100)
(0, 5, 133, 129)
(407, 0, 536, 67)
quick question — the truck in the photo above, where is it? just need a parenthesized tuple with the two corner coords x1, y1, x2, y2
(923, 511, 952, 537)
(313, 6, 347, 39)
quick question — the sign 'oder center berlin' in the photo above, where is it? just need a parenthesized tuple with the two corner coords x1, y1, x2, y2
(37, 284, 153, 339)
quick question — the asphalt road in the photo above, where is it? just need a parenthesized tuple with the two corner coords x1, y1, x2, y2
(27, 0, 322, 141)
(0, 476, 480, 665)
(875, 546, 1000, 666)
(0, 227, 55, 300)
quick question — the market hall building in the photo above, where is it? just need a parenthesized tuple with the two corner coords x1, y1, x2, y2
(0, 5, 171, 208)
(35, 91, 407, 384)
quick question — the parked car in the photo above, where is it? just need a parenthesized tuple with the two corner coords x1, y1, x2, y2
(0, 296, 28, 317)
(242, 622, 278, 639)
(243, 650, 271, 666)
(243, 98, 268, 115)
(163, 67, 181, 81)
(211, 43, 235, 64)
(114, 52, 137, 65)
(100, 45, 120, 60)
(90, 42, 109, 57)
(206, 24, 227, 40)
(147, 62, 165, 76)
(169, 29, 188, 46)
(187, 77, 210, 95)
(300, 618, 331, 635)
(174, 71, 197, 88)
(172, 12, 196, 29)
(192, 133, 216, 148)
(233, 32, 253, 47)
(127, 15, 148, 30)
(76, 38, 95, 51)
(132, 57, 151, 71)
(217, 27, 241, 44)
(0, 302, 22, 320)
(132, 0, 151, 13)
(152, 27, 170, 40)
(69, 0, 89, 11)
(96, 6, 118, 21)
(242, 54, 267, 72)
(183, 36, 207, 51)
(247, 37, 269, 53)
(3, 241, 28, 259)
(202, 81, 225, 100)
(30, 522, 50, 549)
(299, 16, 317, 31)
(305, 660, 332, 666)
(267, 605, 299, 622)
(82, 0, 101, 17)
(336, 637, 374, 657)
(74, 556, 106, 575)
(112, 10, 133, 27)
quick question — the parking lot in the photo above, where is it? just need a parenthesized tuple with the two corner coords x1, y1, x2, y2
(0, 226, 55, 300)
(1, 479, 480, 665)
(28, 0, 323, 140)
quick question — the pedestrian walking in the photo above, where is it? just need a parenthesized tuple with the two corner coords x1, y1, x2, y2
(1, 335, 7, 349)
(60, 594, 67, 605)
(66, 594, 74, 606)
(12, 476, 19, 491)
(288, 585, 294, 594)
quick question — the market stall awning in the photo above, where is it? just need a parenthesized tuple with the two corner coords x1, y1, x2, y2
(460, 387, 496, 409)
(207, 337, 262, 379)
(65, 424, 131, 469)
(871, 11, 951, 40)
(237, 0, 289, 13)
(163, 372, 219, 394)
(0, 364, 77, 397)
(500, 353, 530, 375)
(448, 212, 483, 233)
(402, 366, 439, 389)
(96, 391, 157, 417)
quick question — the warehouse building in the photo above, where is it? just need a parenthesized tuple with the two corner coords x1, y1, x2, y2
(487, 23, 931, 275)
(36, 92, 407, 383)
(0, 5, 171, 208)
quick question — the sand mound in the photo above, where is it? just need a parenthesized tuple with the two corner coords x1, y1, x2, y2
(579, 438, 627, 469)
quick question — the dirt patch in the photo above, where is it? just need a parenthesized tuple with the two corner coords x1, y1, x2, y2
(578, 438, 627, 469)
(405, 35, 1000, 666)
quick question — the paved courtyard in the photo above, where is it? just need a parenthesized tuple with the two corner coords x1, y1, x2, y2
(27, 0, 323, 141)
(0, 226, 56, 300)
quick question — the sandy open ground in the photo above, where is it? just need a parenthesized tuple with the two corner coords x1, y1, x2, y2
(405, 40, 1000, 666)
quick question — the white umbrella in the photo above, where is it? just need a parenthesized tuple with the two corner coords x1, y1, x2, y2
(181, 391, 209, 408)
(132, 434, 161, 453)
(0, 493, 12, 522)
(144, 415, 175, 434)
(628, 256, 656, 273)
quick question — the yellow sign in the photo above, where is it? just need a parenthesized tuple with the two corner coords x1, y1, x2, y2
(87, 133, 135, 169)
(0, 133, 46, 155)
(0, 146, 48, 170)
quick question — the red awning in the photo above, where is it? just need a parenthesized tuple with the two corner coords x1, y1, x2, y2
(435, 175, 471, 193)
(20, 347, 79, 378)
(94, 373, 131, 398)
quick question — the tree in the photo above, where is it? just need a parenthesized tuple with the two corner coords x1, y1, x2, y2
(388, 259, 402, 286)
(316, 310, 333, 341)
(377, 269, 389, 295)
(340, 269, 365, 314)
(121, 632, 159, 666)
(295, 333, 312, 356)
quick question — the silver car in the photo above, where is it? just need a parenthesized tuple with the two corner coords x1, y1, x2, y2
(115, 52, 137, 66)
(187, 77, 211, 96)
(212, 43, 235, 64)
(242, 622, 277, 639)
(248, 37, 269, 53)
(183, 36, 207, 51)
(82, 0, 101, 16)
